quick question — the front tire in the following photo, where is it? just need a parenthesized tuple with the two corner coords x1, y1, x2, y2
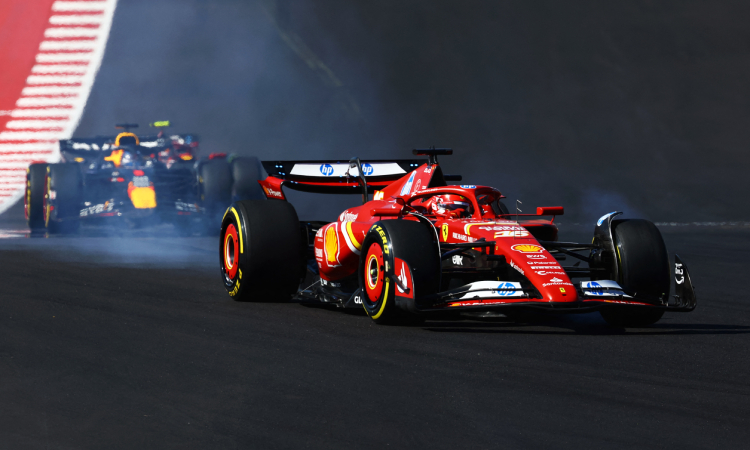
(599, 219, 669, 327)
(359, 219, 440, 324)
(220, 200, 303, 301)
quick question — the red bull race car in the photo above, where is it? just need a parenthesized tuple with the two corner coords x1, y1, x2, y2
(25, 123, 263, 233)
(219, 149, 696, 327)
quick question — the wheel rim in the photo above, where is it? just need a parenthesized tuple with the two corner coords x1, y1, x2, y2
(364, 242, 384, 302)
(223, 223, 239, 279)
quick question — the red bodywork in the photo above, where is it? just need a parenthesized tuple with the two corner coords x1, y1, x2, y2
(263, 162, 578, 309)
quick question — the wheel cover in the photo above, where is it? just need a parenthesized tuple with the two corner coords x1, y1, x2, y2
(364, 242, 384, 302)
(223, 223, 240, 279)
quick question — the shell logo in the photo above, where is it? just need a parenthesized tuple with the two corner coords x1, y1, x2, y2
(511, 244, 544, 253)
(324, 224, 341, 267)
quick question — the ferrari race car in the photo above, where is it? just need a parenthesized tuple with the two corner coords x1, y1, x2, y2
(219, 149, 697, 327)
(25, 123, 263, 233)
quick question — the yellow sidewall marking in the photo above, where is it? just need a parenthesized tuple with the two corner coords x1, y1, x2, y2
(371, 279, 390, 320)
(230, 207, 243, 254)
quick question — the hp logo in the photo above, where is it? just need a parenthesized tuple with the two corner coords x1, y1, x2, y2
(320, 164, 334, 176)
(589, 281, 603, 296)
(361, 163, 374, 176)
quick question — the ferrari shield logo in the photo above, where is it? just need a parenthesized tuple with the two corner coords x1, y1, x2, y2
(441, 223, 449, 241)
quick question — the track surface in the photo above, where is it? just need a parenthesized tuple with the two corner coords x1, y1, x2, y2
(1, 226, 749, 449)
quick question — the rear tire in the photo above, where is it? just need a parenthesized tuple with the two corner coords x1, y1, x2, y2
(230, 156, 264, 201)
(359, 219, 440, 324)
(220, 200, 303, 301)
(199, 159, 233, 234)
(25, 164, 48, 231)
(599, 219, 669, 327)
(25, 163, 81, 234)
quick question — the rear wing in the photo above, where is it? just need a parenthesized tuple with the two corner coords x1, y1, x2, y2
(261, 159, 427, 194)
(59, 134, 199, 162)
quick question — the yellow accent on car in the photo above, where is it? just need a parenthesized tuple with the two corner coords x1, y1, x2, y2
(129, 187, 157, 209)
(230, 207, 243, 253)
(442, 223, 449, 241)
(104, 149, 124, 167)
(345, 221, 361, 250)
(179, 154, 193, 160)
(151, 121, 170, 127)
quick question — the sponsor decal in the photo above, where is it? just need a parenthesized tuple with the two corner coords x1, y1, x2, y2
(315, 248, 323, 259)
(339, 210, 358, 222)
(526, 254, 547, 259)
(478, 225, 525, 232)
(542, 276, 574, 288)
(675, 262, 684, 285)
(373, 225, 389, 254)
(581, 280, 625, 297)
(451, 232, 476, 243)
(451, 255, 464, 265)
(587, 281, 603, 296)
(396, 263, 407, 294)
(495, 230, 530, 237)
(373, 190, 384, 200)
(414, 179, 422, 192)
(460, 185, 476, 189)
(132, 175, 150, 188)
(560, 288, 566, 294)
(175, 202, 199, 212)
(510, 260, 524, 275)
(424, 166, 433, 174)
(80, 201, 115, 217)
(324, 224, 341, 267)
(495, 282, 517, 297)
(361, 163, 374, 176)
(263, 186, 283, 199)
(320, 164, 334, 176)
(353, 294, 362, 305)
(400, 171, 416, 196)
(528, 262, 557, 266)
(597, 211, 618, 226)
(535, 271, 567, 276)
(442, 223, 449, 241)
(511, 244, 544, 253)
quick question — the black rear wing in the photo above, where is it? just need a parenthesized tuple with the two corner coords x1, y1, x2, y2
(59, 134, 199, 162)
(261, 159, 427, 194)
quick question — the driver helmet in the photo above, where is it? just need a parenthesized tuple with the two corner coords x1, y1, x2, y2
(427, 194, 473, 218)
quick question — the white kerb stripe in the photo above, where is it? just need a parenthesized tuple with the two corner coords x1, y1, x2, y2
(36, 53, 94, 63)
(52, 1, 106, 12)
(16, 98, 77, 107)
(0, 144, 58, 151)
(49, 15, 104, 25)
(5, 121, 70, 129)
(26, 75, 83, 85)
(11, 109, 73, 118)
(22, 86, 81, 96)
(32, 65, 87, 74)
(40, 41, 97, 51)
(45, 27, 101, 38)
(0, 131, 66, 141)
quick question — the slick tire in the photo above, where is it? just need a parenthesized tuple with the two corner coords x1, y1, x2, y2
(25, 163, 81, 233)
(200, 159, 233, 234)
(599, 219, 669, 327)
(25, 164, 48, 231)
(47, 164, 82, 234)
(230, 156, 264, 201)
(359, 219, 440, 324)
(220, 200, 303, 301)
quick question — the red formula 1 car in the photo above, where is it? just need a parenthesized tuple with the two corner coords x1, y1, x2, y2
(219, 149, 696, 327)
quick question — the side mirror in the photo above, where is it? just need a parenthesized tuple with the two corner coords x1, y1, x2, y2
(537, 206, 564, 216)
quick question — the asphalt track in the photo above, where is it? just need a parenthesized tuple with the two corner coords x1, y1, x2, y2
(1, 221, 749, 449)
